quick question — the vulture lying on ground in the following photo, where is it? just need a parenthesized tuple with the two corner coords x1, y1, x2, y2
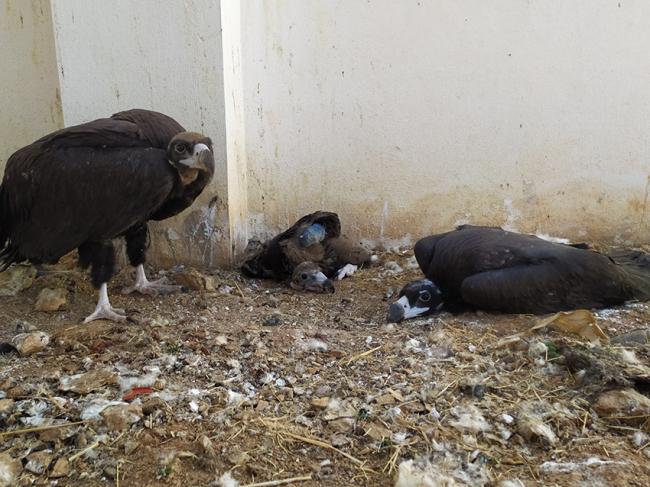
(0, 109, 214, 323)
(388, 225, 650, 322)
(241, 211, 374, 292)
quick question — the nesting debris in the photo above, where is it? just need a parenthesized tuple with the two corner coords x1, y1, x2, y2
(447, 405, 490, 434)
(539, 457, 625, 475)
(58, 369, 117, 395)
(394, 444, 491, 487)
(515, 401, 558, 446)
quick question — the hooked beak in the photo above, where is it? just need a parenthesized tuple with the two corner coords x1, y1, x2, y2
(387, 302, 405, 323)
(180, 143, 212, 168)
(387, 295, 431, 323)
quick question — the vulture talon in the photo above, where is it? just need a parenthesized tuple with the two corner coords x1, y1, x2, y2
(122, 266, 181, 295)
(83, 305, 127, 324)
(336, 263, 358, 280)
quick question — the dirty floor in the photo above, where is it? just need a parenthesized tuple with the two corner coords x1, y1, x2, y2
(1, 251, 650, 487)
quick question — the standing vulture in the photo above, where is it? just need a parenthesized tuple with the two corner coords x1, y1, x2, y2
(388, 225, 650, 322)
(241, 211, 375, 292)
(0, 109, 214, 323)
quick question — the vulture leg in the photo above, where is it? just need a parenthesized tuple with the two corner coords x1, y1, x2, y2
(121, 224, 181, 295)
(78, 241, 126, 323)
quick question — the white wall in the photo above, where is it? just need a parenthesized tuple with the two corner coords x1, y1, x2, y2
(238, 0, 650, 247)
(49, 0, 229, 266)
(0, 0, 62, 166)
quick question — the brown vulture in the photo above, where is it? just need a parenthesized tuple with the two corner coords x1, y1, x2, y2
(241, 211, 375, 292)
(0, 109, 214, 323)
(388, 225, 650, 322)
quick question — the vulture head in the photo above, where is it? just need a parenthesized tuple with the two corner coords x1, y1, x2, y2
(168, 132, 215, 184)
(387, 279, 443, 323)
(290, 261, 335, 293)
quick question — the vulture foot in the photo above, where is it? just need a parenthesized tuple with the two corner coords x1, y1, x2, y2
(122, 265, 181, 295)
(122, 277, 181, 296)
(84, 283, 127, 323)
(83, 304, 127, 323)
(336, 264, 358, 280)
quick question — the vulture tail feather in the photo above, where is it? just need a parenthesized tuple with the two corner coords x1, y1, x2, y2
(608, 248, 650, 301)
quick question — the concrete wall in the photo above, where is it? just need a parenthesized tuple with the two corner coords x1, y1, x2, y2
(238, 0, 650, 248)
(49, 0, 228, 267)
(0, 0, 62, 166)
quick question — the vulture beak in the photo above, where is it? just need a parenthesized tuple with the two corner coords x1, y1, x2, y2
(291, 270, 335, 293)
(387, 295, 430, 323)
(180, 143, 211, 169)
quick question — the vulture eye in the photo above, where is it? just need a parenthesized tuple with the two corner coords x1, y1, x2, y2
(420, 291, 431, 302)
(301, 273, 308, 280)
(174, 143, 187, 154)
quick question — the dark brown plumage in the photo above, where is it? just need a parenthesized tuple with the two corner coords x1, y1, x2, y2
(0, 109, 215, 322)
(241, 211, 373, 292)
(388, 225, 650, 322)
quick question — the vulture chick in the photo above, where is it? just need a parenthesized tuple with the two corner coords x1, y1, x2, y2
(241, 211, 374, 292)
(0, 109, 215, 323)
(388, 225, 650, 322)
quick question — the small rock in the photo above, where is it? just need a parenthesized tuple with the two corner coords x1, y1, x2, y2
(25, 450, 53, 475)
(330, 434, 352, 447)
(142, 396, 166, 415)
(173, 269, 216, 291)
(103, 465, 117, 479)
(328, 418, 355, 433)
(594, 388, 650, 420)
(49, 457, 70, 478)
(0, 265, 36, 297)
(124, 440, 139, 455)
(35, 287, 68, 312)
(0, 399, 14, 417)
(612, 328, 650, 346)
(311, 397, 331, 409)
(12, 331, 50, 355)
(101, 404, 142, 431)
(263, 313, 282, 326)
(5, 385, 27, 399)
(0, 453, 22, 487)
(198, 435, 216, 458)
(59, 369, 118, 395)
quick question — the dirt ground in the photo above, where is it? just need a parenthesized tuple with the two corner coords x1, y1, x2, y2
(1, 250, 650, 487)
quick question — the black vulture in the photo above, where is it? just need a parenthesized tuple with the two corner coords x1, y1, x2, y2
(0, 109, 215, 322)
(388, 225, 650, 322)
(241, 211, 375, 292)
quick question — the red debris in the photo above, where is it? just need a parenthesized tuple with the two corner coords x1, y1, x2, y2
(122, 387, 154, 402)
